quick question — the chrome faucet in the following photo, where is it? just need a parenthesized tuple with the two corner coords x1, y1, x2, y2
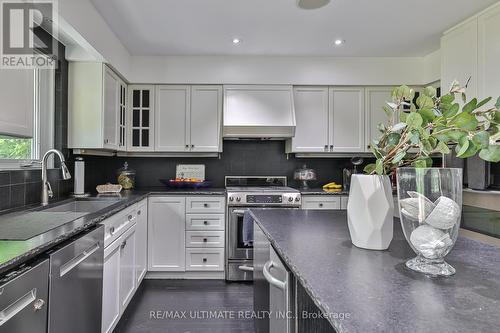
(41, 149, 72, 206)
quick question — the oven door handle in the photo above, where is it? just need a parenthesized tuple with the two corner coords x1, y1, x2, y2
(233, 209, 248, 216)
(238, 265, 254, 272)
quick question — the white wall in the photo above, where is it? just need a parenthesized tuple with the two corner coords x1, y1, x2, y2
(130, 56, 427, 86)
(423, 49, 441, 84)
(58, 0, 131, 79)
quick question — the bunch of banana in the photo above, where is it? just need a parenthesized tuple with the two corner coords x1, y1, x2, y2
(322, 182, 342, 192)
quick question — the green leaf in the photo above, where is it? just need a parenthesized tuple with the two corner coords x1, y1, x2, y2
(441, 94, 455, 105)
(416, 95, 434, 109)
(371, 145, 382, 159)
(421, 139, 433, 154)
(451, 112, 478, 131)
(436, 141, 451, 154)
(392, 150, 406, 164)
(387, 133, 401, 146)
(479, 145, 500, 162)
(476, 97, 492, 110)
(399, 112, 408, 122)
(375, 159, 384, 175)
(455, 136, 478, 158)
(462, 98, 477, 114)
(495, 97, 500, 110)
(406, 112, 423, 129)
(412, 157, 432, 168)
(363, 163, 376, 174)
(492, 111, 500, 124)
(423, 86, 437, 98)
(472, 131, 490, 149)
(447, 130, 467, 141)
(443, 103, 460, 118)
(409, 130, 420, 145)
(419, 108, 435, 123)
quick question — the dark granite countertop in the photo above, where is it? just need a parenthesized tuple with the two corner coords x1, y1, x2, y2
(250, 209, 500, 333)
(0, 188, 226, 277)
(298, 188, 348, 195)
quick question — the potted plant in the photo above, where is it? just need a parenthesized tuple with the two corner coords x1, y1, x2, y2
(348, 80, 500, 276)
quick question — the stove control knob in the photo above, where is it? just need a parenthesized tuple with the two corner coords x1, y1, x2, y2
(236, 197, 241, 202)
(229, 197, 234, 202)
(288, 197, 293, 202)
(295, 197, 300, 202)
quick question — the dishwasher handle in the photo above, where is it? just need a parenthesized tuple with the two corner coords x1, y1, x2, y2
(263, 261, 286, 290)
(0, 289, 37, 326)
(59, 242, 101, 278)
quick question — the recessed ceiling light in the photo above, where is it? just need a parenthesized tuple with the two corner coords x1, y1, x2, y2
(297, 0, 330, 10)
(334, 39, 345, 46)
(232, 38, 241, 45)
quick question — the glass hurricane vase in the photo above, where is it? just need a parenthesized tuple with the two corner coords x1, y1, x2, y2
(396, 167, 462, 277)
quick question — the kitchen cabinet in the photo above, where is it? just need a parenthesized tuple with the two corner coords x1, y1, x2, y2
(190, 85, 223, 152)
(135, 200, 148, 284)
(155, 85, 222, 152)
(102, 236, 122, 333)
(441, 19, 478, 100)
(478, 5, 500, 108)
(290, 87, 330, 152)
(365, 87, 394, 152)
(148, 196, 186, 271)
(329, 87, 365, 153)
(69, 63, 126, 150)
(119, 224, 136, 310)
(302, 196, 341, 210)
(128, 85, 155, 151)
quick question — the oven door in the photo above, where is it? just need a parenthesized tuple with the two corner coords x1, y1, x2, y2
(228, 207, 254, 260)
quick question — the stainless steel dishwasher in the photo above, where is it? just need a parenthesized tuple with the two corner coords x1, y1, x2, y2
(48, 225, 104, 333)
(0, 259, 49, 333)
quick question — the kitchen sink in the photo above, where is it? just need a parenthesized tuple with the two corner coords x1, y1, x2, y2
(41, 199, 121, 214)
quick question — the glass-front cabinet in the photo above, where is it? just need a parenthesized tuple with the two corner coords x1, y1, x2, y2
(128, 85, 155, 151)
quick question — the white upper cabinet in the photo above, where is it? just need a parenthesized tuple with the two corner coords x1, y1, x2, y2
(441, 19, 478, 99)
(0, 69, 34, 137)
(329, 87, 365, 153)
(69, 62, 126, 150)
(365, 87, 394, 152)
(478, 5, 500, 108)
(290, 87, 330, 152)
(190, 85, 222, 152)
(155, 85, 190, 152)
(128, 85, 155, 151)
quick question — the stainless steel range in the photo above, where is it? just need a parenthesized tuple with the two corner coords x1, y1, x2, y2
(225, 176, 301, 281)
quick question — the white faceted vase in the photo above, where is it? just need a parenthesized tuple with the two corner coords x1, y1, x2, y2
(347, 174, 394, 250)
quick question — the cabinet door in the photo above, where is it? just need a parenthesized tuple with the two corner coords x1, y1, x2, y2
(441, 19, 478, 100)
(155, 85, 190, 152)
(119, 224, 136, 311)
(148, 197, 186, 271)
(478, 5, 500, 108)
(103, 67, 119, 150)
(102, 237, 121, 333)
(117, 80, 127, 151)
(128, 85, 155, 151)
(135, 201, 148, 284)
(329, 87, 365, 153)
(365, 87, 394, 152)
(190, 85, 222, 152)
(291, 87, 329, 152)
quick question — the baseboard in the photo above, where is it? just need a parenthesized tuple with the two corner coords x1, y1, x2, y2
(145, 271, 225, 279)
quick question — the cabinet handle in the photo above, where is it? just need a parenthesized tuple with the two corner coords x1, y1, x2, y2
(0, 289, 37, 324)
(324, 145, 328, 151)
(330, 145, 333, 150)
(137, 210, 141, 215)
(263, 261, 286, 290)
(202, 258, 207, 263)
(109, 226, 115, 235)
(121, 240, 127, 249)
(203, 238, 208, 242)
(367, 145, 371, 149)
(203, 221, 208, 225)
(319, 203, 323, 207)
(185, 144, 189, 148)
(33, 299, 45, 311)
(191, 144, 194, 148)
(204, 203, 209, 208)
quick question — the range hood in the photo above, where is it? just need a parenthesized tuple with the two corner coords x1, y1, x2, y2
(223, 85, 296, 138)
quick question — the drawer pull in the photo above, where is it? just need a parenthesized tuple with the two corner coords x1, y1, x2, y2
(203, 221, 208, 225)
(137, 210, 141, 215)
(109, 226, 115, 235)
(203, 238, 208, 242)
(319, 203, 323, 207)
(128, 215, 133, 221)
(202, 258, 207, 263)
(203, 203, 209, 208)
(121, 240, 127, 249)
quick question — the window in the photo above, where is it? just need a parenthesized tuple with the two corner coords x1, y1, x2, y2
(0, 68, 54, 169)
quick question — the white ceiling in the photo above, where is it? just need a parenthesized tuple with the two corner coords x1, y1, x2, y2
(90, 0, 498, 57)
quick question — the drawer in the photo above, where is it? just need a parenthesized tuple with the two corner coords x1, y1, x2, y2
(186, 196, 225, 214)
(186, 214, 225, 231)
(185, 248, 224, 271)
(341, 196, 349, 210)
(101, 204, 137, 247)
(186, 231, 225, 248)
(302, 196, 341, 210)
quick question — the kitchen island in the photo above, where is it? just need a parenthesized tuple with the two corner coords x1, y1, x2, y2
(250, 209, 500, 333)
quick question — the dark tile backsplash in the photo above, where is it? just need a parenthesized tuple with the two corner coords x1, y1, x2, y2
(0, 169, 72, 213)
(81, 141, 375, 191)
